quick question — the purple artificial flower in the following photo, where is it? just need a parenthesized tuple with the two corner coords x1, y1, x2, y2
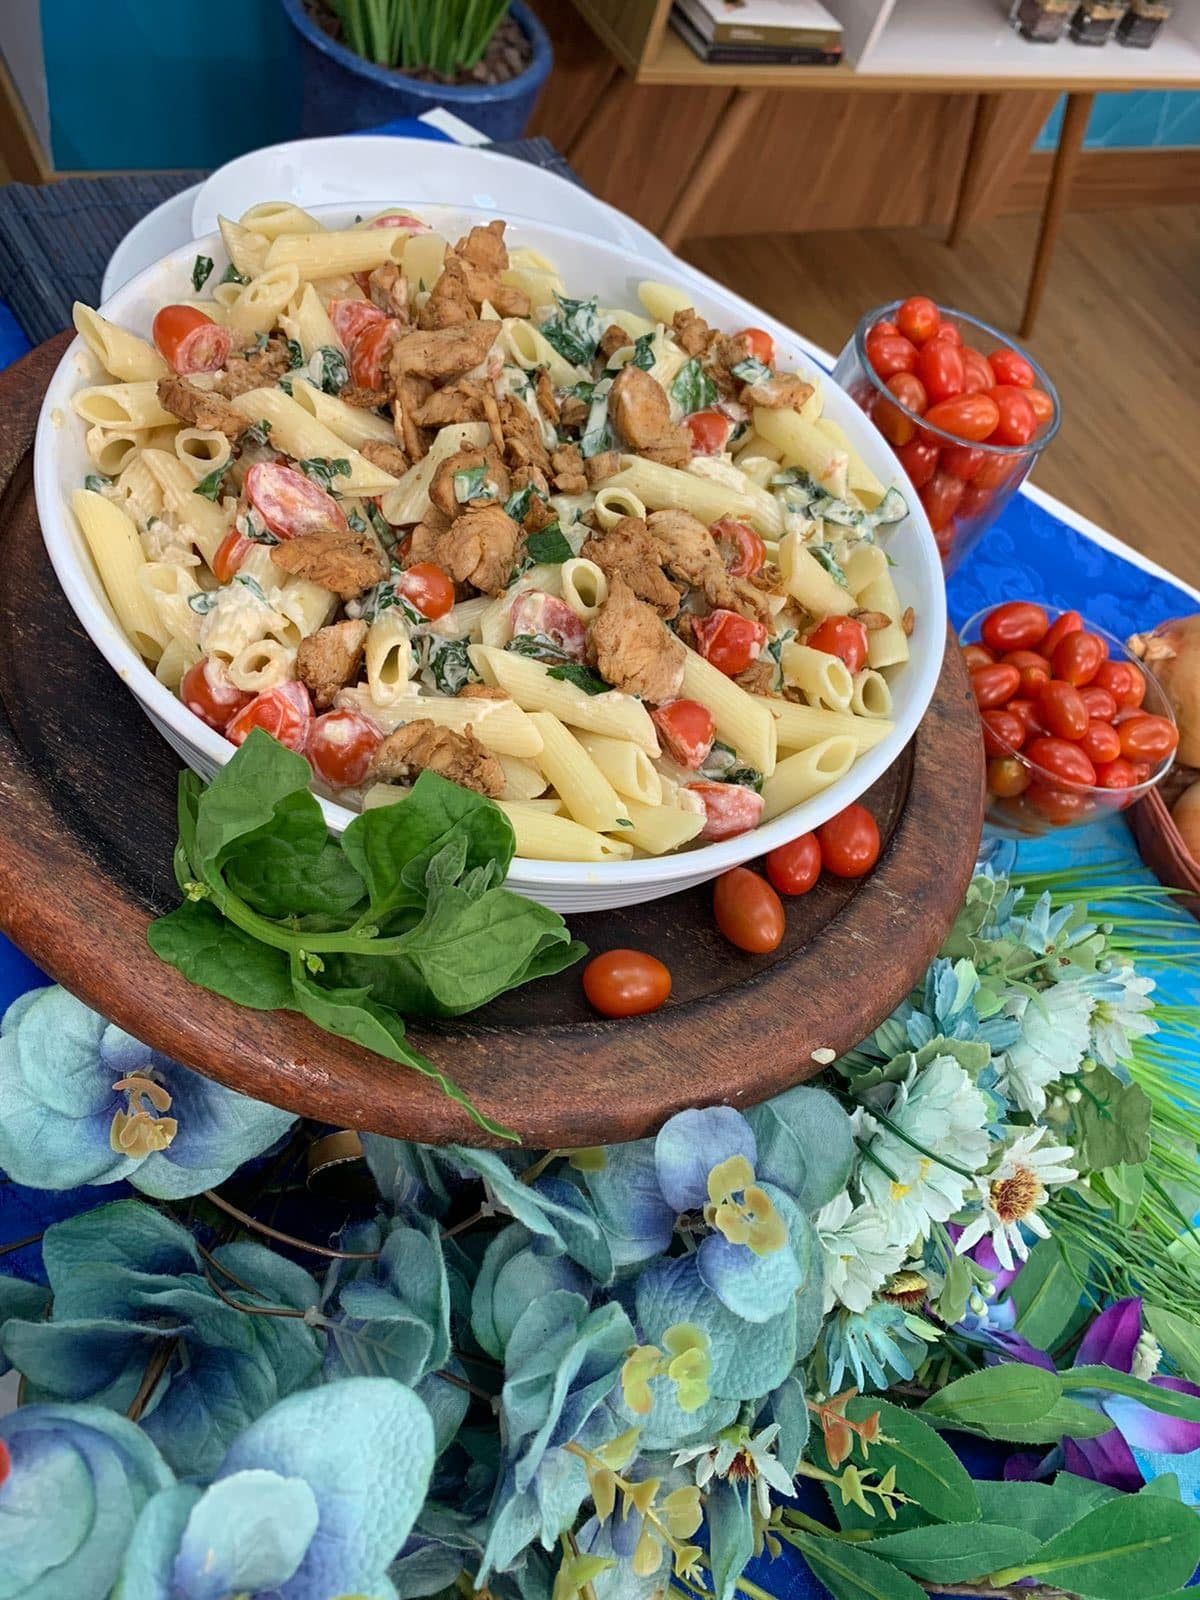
(951, 1228, 1057, 1372)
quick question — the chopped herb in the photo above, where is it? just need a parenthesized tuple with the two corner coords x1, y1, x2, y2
(727, 767, 764, 793)
(418, 635, 477, 696)
(83, 473, 110, 493)
(810, 542, 850, 590)
(504, 633, 577, 666)
(731, 355, 772, 386)
(234, 573, 269, 604)
(298, 457, 352, 493)
(546, 662, 610, 696)
(219, 263, 249, 286)
(191, 254, 214, 292)
(241, 418, 273, 449)
(453, 464, 492, 504)
(187, 590, 219, 615)
(309, 345, 349, 397)
(615, 817, 633, 827)
(670, 358, 717, 417)
(278, 377, 293, 396)
(580, 376, 612, 459)
(241, 509, 279, 547)
(347, 507, 367, 534)
(539, 293, 603, 368)
(763, 628, 796, 693)
(367, 501, 394, 544)
(629, 331, 656, 371)
(285, 338, 305, 370)
(253, 332, 269, 352)
(503, 482, 547, 523)
(700, 740, 739, 780)
(193, 462, 230, 501)
(525, 526, 573, 565)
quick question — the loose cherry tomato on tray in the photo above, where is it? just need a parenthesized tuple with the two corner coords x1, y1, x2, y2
(211, 529, 250, 584)
(1080, 685, 1118, 721)
(152, 304, 232, 374)
(1000, 649, 1052, 693)
(1093, 659, 1145, 709)
(865, 331, 918, 378)
(687, 781, 764, 842)
(398, 562, 455, 620)
(711, 515, 766, 577)
(686, 408, 733, 455)
(693, 609, 768, 677)
(988, 348, 1036, 388)
(1079, 719, 1122, 767)
(961, 346, 994, 395)
(807, 616, 869, 674)
(986, 385, 1038, 446)
(740, 327, 775, 365)
(916, 339, 965, 404)
(942, 445, 986, 480)
(1051, 629, 1107, 686)
(246, 461, 348, 540)
(817, 803, 881, 879)
(971, 662, 1021, 709)
(895, 437, 940, 490)
(1037, 679, 1089, 741)
(1118, 713, 1178, 764)
(962, 642, 995, 671)
(766, 833, 822, 897)
(988, 756, 1031, 798)
(982, 709, 1026, 756)
(981, 601, 1049, 654)
(713, 868, 785, 953)
(225, 680, 313, 754)
(1039, 610, 1083, 658)
(583, 949, 672, 1017)
(919, 470, 965, 532)
(1025, 736, 1097, 787)
(307, 708, 382, 787)
(896, 296, 940, 345)
(924, 394, 1001, 443)
(652, 699, 715, 770)
(181, 655, 253, 731)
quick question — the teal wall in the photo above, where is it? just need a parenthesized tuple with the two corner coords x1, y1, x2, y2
(1036, 89, 1200, 150)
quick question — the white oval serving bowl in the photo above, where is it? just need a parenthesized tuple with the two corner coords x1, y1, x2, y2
(35, 204, 945, 913)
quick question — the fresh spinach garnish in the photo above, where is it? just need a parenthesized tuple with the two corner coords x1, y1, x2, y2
(219, 263, 250, 286)
(233, 573, 269, 604)
(453, 464, 497, 504)
(192, 254, 214, 292)
(546, 662, 609, 696)
(503, 482, 548, 523)
(524, 525, 573, 565)
(279, 377, 293, 396)
(241, 508, 279, 546)
(146, 733, 585, 1141)
(504, 633, 577, 666)
(628, 331, 656, 371)
(83, 473, 110, 493)
(418, 634, 478, 696)
(285, 338, 305, 370)
(310, 345, 350, 396)
(580, 376, 613, 459)
(299, 456, 351, 493)
(539, 293, 603, 368)
(187, 590, 219, 615)
(193, 462, 230, 501)
(670, 358, 717, 416)
(810, 542, 850, 589)
(731, 354, 772, 386)
(698, 742, 761, 790)
(241, 418, 273, 449)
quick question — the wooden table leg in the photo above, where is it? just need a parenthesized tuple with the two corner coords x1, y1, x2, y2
(948, 92, 1004, 250)
(1020, 90, 1094, 340)
(659, 88, 766, 252)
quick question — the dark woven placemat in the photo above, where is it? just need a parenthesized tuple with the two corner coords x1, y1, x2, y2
(0, 136, 581, 346)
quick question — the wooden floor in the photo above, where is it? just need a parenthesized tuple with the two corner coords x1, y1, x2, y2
(685, 205, 1200, 595)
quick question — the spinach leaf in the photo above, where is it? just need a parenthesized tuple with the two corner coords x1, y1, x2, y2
(299, 456, 352, 493)
(234, 573, 269, 604)
(505, 633, 577, 666)
(187, 590, 218, 616)
(809, 542, 850, 590)
(418, 635, 477, 697)
(191, 728, 323, 878)
(219, 263, 250, 286)
(242, 508, 279, 546)
(547, 663, 610, 696)
(193, 461, 230, 501)
(83, 473, 110, 493)
(670, 358, 717, 416)
(504, 482, 546, 523)
(285, 337, 305, 370)
(731, 354, 771, 386)
(580, 376, 612, 459)
(310, 345, 349, 396)
(224, 835, 366, 920)
(191, 255, 214, 292)
(628, 331, 656, 371)
(453, 464, 497, 504)
(147, 898, 296, 1010)
(524, 526, 573, 565)
(241, 418, 273, 449)
(539, 294, 603, 368)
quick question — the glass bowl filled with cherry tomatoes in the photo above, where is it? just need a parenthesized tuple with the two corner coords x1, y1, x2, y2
(961, 601, 1178, 835)
(834, 297, 1060, 574)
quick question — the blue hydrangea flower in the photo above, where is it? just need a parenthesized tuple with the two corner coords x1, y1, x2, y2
(0, 987, 295, 1197)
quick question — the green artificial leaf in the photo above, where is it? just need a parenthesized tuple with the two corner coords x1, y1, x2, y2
(1145, 1304, 1200, 1384)
(995, 1398, 1115, 1445)
(1064, 1366, 1200, 1423)
(708, 1479, 755, 1600)
(816, 1398, 979, 1532)
(790, 1530, 928, 1600)
(859, 1522, 1042, 1584)
(298, 456, 351, 493)
(990, 1492, 1200, 1598)
(1140, 1474, 1182, 1501)
(539, 294, 602, 368)
(193, 461, 230, 501)
(921, 1363, 1063, 1439)
(670, 357, 717, 416)
(745, 1085, 855, 1212)
(766, 1374, 811, 1476)
(546, 662, 610, 696)
(976, 1476, 1118, 1544)
(932, 1253, 975, 1328)
(191, 254, 214, 291)
(1011, 1236, 1087, 1350)
(147, 897, 295, 1010)
(524, 526, 573, 565)
(1099, 1160, 1145, 1227)
(1074, 1066, 1152, 1170)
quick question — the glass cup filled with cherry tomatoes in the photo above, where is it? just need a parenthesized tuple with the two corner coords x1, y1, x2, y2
(833, 299, 1061, 575)
(961, 602, 1178, 836)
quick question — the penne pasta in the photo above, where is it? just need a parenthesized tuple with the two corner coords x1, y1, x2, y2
(680, 651, 777, 777)
(760, 736, 857, 822)
(472, 646, 660, 755)
(574, 732, 662, 806)
(228, 388, 401, 494)
(289, 377, 396, 448)
(752, 697, 894, 755)
(614, 797, 704, 855)
(495, 802, 634, 863)
(72, 489, 165, 660)
(73, 303, 167, 382)
(266, 229, 408, 278)
(529, 711, 629, 832)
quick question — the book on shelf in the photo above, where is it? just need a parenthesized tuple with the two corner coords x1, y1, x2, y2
(673, 0, 844, 48)
(671, 6, 844, 64)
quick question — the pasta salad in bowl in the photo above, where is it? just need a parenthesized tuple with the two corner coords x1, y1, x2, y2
(35, 202, 944, 911)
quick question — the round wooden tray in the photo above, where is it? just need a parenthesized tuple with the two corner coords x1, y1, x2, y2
(0, 335, 984, 1147)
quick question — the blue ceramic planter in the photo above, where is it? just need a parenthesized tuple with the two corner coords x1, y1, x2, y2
(280, 0, 552, 142)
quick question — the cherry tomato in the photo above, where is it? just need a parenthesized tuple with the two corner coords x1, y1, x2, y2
(986, 385, 1037, 446)
(961, 346, 994, 395)
(398, 562, 455, 620)
(970, 661, 1021, 709)
(509, 593, 587, 660)
(1079, 686, 1118, 721)
(1036, 679, 1089, 740)
(962, 642, 995, 671)
(988, 756, 1030, 798)
(211, 529, 250, 584)
(1078, 719, 1121, 766)
(865, 331, 918, 379)
(350, 317, 399, 388)
(765, 833, 822, 896)
(711, 516, 766, 577)
(1028, 782, 1090, 824)
(653, 699, 716, 770)
(152, 304, 232, 375)
(225, 680, 313, 754)
(929, 321, 963, 346)
(1001, 649, 1052, 693)
(740, 328, 775, 365)
(1008, 697, 1046, 739)
(916, 340, 966, 404)
(1051, 629, 1106, 686)
(868, 319, 900, 340)
(180, 655, 253, 731)
(924, 394, 1001, 443)
(957, 483, 995, 521)
(1093, 659, 1145, 709)
(806, 617, 869, 675)
(327, 297, 388, 350)
(686, 408, 733, 455)
(693, 609, 768, 677)
(307, 707, 383, 787)
(817, 803, 881, 879)
(1026, 388, 1055, 426)
(365, 211, 427, 231)
(688, 782, 765, 842)
(896, 296, 940, 345)
(713, 867, 785, 953)
(987, 348, 1035, 388)
(582, 949, 672, 1017)
(919, 470, 965, 532)
(1118, 713, 1178, 765)
(981, 709, 1025, 756)
(981, 601, 1049, 654)
(973, 453, 1017, 492)
(942, 445, 986, 480)
(895, 437, 940, 490)
(1025, 736, 1097, 787)
(874, 373, 926, 447)
(1038, 610, 1082, 658)
(1095, 757, 1137, 791)
(245, 461, 348, 540)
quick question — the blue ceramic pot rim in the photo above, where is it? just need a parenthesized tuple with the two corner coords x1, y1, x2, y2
(280, 0, 552, 105)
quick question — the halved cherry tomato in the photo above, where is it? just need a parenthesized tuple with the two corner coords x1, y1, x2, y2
(1027, 388, 1055, 426)
(712, 516, 766, 577)
(1025, 736, 1097, 787)
(895, 437, 940, 490)
(509, 592, 587, 660)
(740, 328, 775, 365)
(1118, 713, 1178, 764)
(988, 756, 1030, 798)
(1094, 757, 1137, 791)
(398, 562, 455, 620)
(1001, 649, 1052, 694)
(865, 331, 918, 379)
(1093, 659, 1145, 709)
(896, 296, 940, 345)
(152, 305, 232, 375)
(962, 346, 994, 395)
(916, 340, 965, 404)
(327, 298, 388, 350)
(988, 348, 1035, 388)
(942, 445, 986, 480)
(874, 371, 927, 447)
(693, 609, 768, 677)
(765, 833, 822, 896)
(685, 408, 733, 455)
(365, 211, 427, 231)
(1051, 629, 1106, 686)
(972, 454, 1017, 492)
(919, 470, 965, 532)
(687, 782, 765, 842)
(1028, 782, 1090, 824)
(971, 663, 1021, 708)
(1079, 719, 1121, 766)
(350, 317, 399, 388)
(986, 385, 1037, 446)
(1039, 610, 1083, 658)
(307, 707, 383, 787)
(180, 655, 253, 730)
(1009, 697, 1046, 739)
(1037, 679, 1089, 740)
(817, 803, 881, 878)
(806, 617, 869, 675)
(924, 394, 1001, 443)
(211, 529, 250, 584)
(713, 867, 785, 953)
(1079, 685, 1118, 721)
(982, 709, 1025, 756)
(246, 461, 348, 539)
(981, 601, 1049, 653)
(962, 642, 995, 671)
(583, 949, 672, 1017)
(225, 680, 313, 754)
(652, 699, 715, 770)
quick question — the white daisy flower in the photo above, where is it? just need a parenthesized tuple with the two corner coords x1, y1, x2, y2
(674, 1424, 795, 1519)
(995, 977, 1094, 1116)
(955, 1126, 1078, 1271)
(1088, 965, 1156, 1070)
(815, 1192, 910, 1314)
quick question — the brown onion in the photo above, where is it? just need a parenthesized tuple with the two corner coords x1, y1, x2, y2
(1128, 615, 1200, 766)
(1172, 779, 1200, 864)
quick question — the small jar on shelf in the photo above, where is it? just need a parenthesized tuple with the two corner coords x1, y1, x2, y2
(1008, 0, 1072, 42)
(1069, 0, 1127, 43)
(1117, 0, 1172, 45)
